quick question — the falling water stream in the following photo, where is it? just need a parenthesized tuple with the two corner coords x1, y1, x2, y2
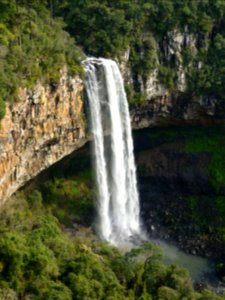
(84, 58, 141, 245)
(84, 58, 218, 284)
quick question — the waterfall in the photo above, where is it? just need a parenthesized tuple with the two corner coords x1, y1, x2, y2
(84, 58, 141, 245)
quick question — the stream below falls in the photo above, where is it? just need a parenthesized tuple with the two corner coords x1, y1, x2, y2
(154, 239, 218, 285)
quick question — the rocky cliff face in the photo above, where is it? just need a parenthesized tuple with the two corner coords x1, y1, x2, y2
(120, 30, 225, 129)
(0, 69, 86, 204)
(130, 94, 220, 129)
(0, 29, 224, 204)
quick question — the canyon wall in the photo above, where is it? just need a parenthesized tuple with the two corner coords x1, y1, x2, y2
(0, 69, 86, 204)
(0, 30, 224, 203)
(120, 30, 225, 128)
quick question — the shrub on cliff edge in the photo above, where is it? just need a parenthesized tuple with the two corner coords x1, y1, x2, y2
(0, 97, 6, 120)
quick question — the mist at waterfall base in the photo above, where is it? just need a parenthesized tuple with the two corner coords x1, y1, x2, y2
(84, 58, 217, 284)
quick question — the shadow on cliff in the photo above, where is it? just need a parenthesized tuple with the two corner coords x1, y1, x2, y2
(133, 125, 225, 272)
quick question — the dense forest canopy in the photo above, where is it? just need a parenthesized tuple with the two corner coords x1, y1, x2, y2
(53, 0, 225, 103)
(0, 166, 224, 300)
(0, 0, 83, 118)
(0, 1, 225, 299)
(0, 0, 225, 118)
(53, 0, 225, 55)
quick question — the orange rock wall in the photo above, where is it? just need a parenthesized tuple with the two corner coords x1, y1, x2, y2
(0, 70, 86, 203)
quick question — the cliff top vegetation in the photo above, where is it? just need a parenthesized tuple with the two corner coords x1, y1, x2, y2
(0, 0, 83, 118)
(0, 0, 225, 119)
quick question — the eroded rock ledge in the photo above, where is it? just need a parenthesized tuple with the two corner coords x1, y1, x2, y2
(130, 93, 224, 129)
(0, 57, 224, 204)
(0, 70, 86, 204)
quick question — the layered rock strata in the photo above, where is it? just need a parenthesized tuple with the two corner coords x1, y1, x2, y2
(1, 29, 225, 204)
(0, 70, 86, 204)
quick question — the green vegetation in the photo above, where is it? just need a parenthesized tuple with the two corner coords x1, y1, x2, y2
(54, 0, 225, 102)
(186, 194, 225, 244)
(183, 127, 225, 250)
(0, 97, 6, 120)
(42, 173, 94, 226)
(187, 32, 225, 101)
(0, 143, 223, 299)
(184, 127, 225, 190)
(0, 187, 224, 300)
(0, 0, 224, 117)
(0, 0, 84, 119)
(137, 126, 225, 190)
(136, 126, 225, 269)
(53, 0, 225, 56)
(158, 66, 176, 90)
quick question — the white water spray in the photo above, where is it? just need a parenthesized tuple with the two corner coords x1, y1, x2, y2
(84, 58, 141, 245)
